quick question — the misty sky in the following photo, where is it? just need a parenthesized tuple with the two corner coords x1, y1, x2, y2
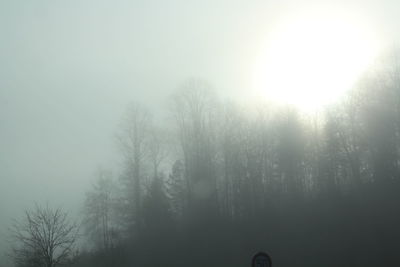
(1, 0, 400, 260)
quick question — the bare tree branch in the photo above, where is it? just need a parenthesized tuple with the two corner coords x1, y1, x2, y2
(9, 204, 79, 267)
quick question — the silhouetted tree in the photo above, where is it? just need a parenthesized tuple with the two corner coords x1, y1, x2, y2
(83, 169, 118, 250)
(146, 126, 169, 181)
(142, 173, 172, 231)
(167, 160, 187, 222)
(117, 103, 151, 231)
(276, 109, 305, 195)
(10, 205, 78, 267)
(171, 79, 219, 221)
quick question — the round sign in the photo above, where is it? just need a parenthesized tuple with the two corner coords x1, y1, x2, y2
(251, 252, 272, 267)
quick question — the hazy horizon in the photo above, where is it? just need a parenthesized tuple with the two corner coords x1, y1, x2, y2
(2, 1, 400, 266)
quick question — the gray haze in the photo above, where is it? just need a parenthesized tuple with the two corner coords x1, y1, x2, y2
(1, 0, 400, 263)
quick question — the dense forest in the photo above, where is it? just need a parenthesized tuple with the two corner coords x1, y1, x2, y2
(9, 53, 400, 267)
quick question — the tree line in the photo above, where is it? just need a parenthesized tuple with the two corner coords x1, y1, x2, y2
(9, 52, 400, 267)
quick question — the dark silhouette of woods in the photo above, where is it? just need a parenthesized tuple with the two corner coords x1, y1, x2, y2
(12, 54, 400, 267)
(75, 68, 400, 267)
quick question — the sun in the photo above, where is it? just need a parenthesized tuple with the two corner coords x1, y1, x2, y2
(253, 8, 380, 112)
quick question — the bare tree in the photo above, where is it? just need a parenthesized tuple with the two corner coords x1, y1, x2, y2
(10, 204, 79, 267)
(147, 126, 170, 181)
(83, 168, 118, 250)
(170, 79, 219, 219)
(116, 103, 152, 229)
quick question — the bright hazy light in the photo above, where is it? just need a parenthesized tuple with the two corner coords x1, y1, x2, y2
(254, 9, 380, 112)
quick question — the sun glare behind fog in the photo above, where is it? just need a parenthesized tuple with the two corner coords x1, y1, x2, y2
(253, 9, 380, 112)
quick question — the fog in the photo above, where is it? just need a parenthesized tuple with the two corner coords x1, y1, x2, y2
(2, 1, 400, 266)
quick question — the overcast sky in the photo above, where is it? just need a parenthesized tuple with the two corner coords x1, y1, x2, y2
(1, 0, 399, 262)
